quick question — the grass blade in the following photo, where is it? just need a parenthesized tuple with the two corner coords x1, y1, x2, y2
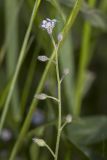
(60, 35, 75, 113)
(20, 46, 40, 115)
(74, 0, 96, 116)
(5, 0, 20, 122)
(0, 0, 41, 133)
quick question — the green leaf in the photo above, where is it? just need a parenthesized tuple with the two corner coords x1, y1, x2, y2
(82, 9, 107, 30)
(60, 0, 107, 30)
(63, 134, 91, 160)
(67, 116, 107, 145)
(63, 116, 107, 159)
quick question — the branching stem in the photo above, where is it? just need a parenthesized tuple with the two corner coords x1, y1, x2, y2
(50, 34, 62, 160)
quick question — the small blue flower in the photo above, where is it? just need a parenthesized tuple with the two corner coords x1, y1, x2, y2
(41, 18, 57, 34)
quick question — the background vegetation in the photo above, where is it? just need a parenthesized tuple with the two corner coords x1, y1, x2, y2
(0, 0, 107, 159)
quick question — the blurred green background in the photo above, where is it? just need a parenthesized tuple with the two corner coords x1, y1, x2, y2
(0, 0, 107, 159)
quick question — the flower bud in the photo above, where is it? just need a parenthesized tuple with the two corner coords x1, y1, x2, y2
(57, 33, 63, 42)
(37, 55, 49, 62)
(33, 138, 46, 147)
(34, 93, 48, 100)
(66, 114, 72, 123)
(63, 68, 70, 76)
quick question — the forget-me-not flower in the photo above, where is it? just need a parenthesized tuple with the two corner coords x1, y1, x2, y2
(41, 18, 57, 34)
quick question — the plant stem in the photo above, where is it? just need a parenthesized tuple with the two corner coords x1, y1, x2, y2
(47, 95, 59, 102)
(50, 35, 62, 160)
(54, 82, 61, 160)
(9, 1, 82, 159)
(60, 121, 68, 131)
(45, 143, 55, 158)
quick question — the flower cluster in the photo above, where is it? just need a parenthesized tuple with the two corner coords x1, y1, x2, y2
(41, 18, 57, 34)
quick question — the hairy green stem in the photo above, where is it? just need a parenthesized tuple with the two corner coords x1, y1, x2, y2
(74, 0, 96, 116)
(50, 35, 62, 160)
(9, 1, 82, 159)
